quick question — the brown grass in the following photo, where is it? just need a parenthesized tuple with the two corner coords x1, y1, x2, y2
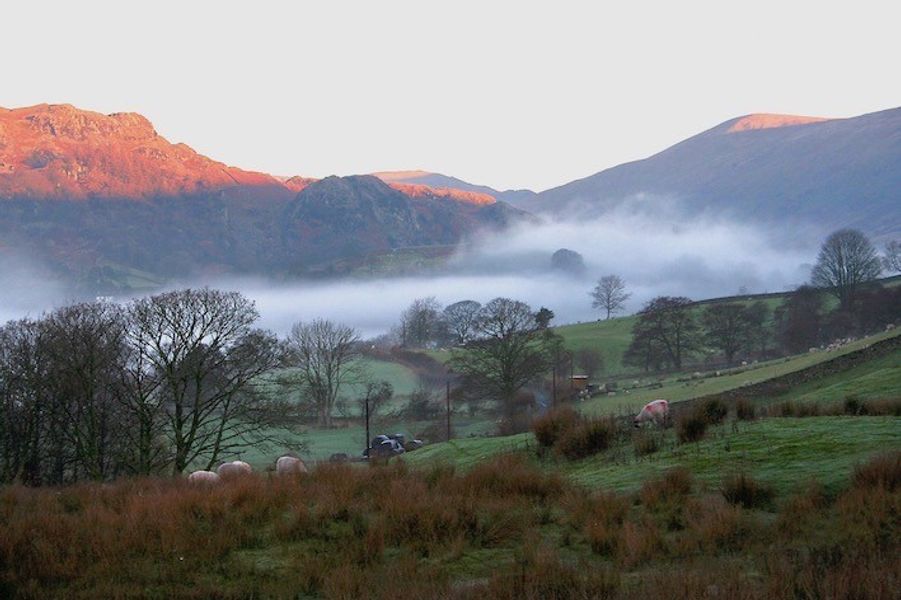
(531, 406, 581, 449)
(555, 416, 617, 460)
(735, 398, 756, 421)
(532, 407, 619, 460)
(851, 451, 900, 492)
(632, 429, 662, 456)
(675, 409, 708, 443)
(0, 452, 897, 598)
(721, 472, 775, 509)
(765, 397, 901, 418)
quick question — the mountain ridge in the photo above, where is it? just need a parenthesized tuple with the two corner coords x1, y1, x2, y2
(525, 107, 901, 240)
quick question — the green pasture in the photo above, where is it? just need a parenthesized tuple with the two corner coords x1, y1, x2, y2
(404, 416, 901, 496)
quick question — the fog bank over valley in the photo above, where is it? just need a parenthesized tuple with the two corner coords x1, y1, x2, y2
(0, 209, 816, 338)
(245, 210, 814, 337)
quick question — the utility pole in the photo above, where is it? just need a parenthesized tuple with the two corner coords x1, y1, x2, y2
(446, 380, 452, 441)
(552, 364, 557, 408)
(364, 391, 370, 448)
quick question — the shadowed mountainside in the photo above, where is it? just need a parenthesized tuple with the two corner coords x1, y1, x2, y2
(526, 108, 901, 241)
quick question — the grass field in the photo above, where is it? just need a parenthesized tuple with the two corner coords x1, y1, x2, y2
(243, 328, 899, 469)
(4, 416, 897, 598)
(554, 315, 637, 375)
(577, 328, 901, 415)
(4, 291, 900, 597)
(768, 346, 901, 405)
(403, 416, 901, 495)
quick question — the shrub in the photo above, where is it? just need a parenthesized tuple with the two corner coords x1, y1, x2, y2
(851, 452, 900, 492)
(777, 480, 829, 537)
(616, 518, 662, 568)
(497, 412, 533, 436)
(555, 417, 616, 460)
(682, 495, 748, 552)
(468, 545, 621, 599)
(766, 400, 837, 418)
(721, 472, 774, 509)
(735, 398, 756, 421)
(639, 467, 693, 510)
(632, 430, 662, 456)
(701, 398, 728, 425)
(865, 398, 901, 416)
(843, 397, 901, 417)
(843, 395, 868, 416)
(676, 410, 707, 443)
(531, 406, 580, 448)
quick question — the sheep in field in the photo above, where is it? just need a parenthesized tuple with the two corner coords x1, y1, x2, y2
(187, 470, 220, 484)
(275, 455, 308, 475)
(216, 460, 253, 479)
(634, 399, 670, 428)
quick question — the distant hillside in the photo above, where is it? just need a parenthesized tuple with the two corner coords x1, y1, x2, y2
(374, 170, 537, 207)
(0, 104, 525, 290)
(282, 175, 522, 267)
(527, 108, 901, 241)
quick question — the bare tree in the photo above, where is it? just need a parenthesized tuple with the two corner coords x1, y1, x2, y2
(129, 289, 283, 474)
(623, 321, 668, 373)
(590, 275, 631, 320)
(626, 296, 700, 371)
(442, 300, 481, 345)
(41, 302, 130, 481)
(810, 229, 882, 309)
(775, 286, 823, 354)
(701, 303, 753, 366)
(449, 298, 556, 419)
(400, 297, 444, 347)
(743, 300, 772, 359)
(285, 319, 361, 428)
(883, 240, 901, 274)
(0, 319, 56, 485)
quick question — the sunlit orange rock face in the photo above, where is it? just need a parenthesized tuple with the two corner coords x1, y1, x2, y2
(0, 104, 493, 205)
(387, 182, 495, 205)
(727, 113, 830, 133)
(0, 104, 291, 200)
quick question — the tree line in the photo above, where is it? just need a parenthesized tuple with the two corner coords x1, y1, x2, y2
(624, 229, 900, 372)
(0, 289, 380, 485)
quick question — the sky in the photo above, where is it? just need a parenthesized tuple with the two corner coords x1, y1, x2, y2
(2, 0, 899, 191)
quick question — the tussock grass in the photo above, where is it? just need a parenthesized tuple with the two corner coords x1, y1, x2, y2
(0, 453, 898, 598)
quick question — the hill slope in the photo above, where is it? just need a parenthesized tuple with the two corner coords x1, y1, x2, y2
(527, 107, 901, 240)
(374, 170, 537, 206)
(0, 104, 525, 288)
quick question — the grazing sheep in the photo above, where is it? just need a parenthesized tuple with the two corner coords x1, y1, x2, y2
(187, 470, 220, 484)
(217, 460, 252, 479)
(275, 455, 308, 475)
(634, 399, 669, 428)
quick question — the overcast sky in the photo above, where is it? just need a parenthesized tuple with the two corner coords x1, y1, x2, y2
(3, 0, 898, 191)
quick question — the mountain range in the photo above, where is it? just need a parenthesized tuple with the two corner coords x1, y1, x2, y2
(0, 104, 523, 289)
(523, 109, 901, 241)
(0, 103, 898, 292)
